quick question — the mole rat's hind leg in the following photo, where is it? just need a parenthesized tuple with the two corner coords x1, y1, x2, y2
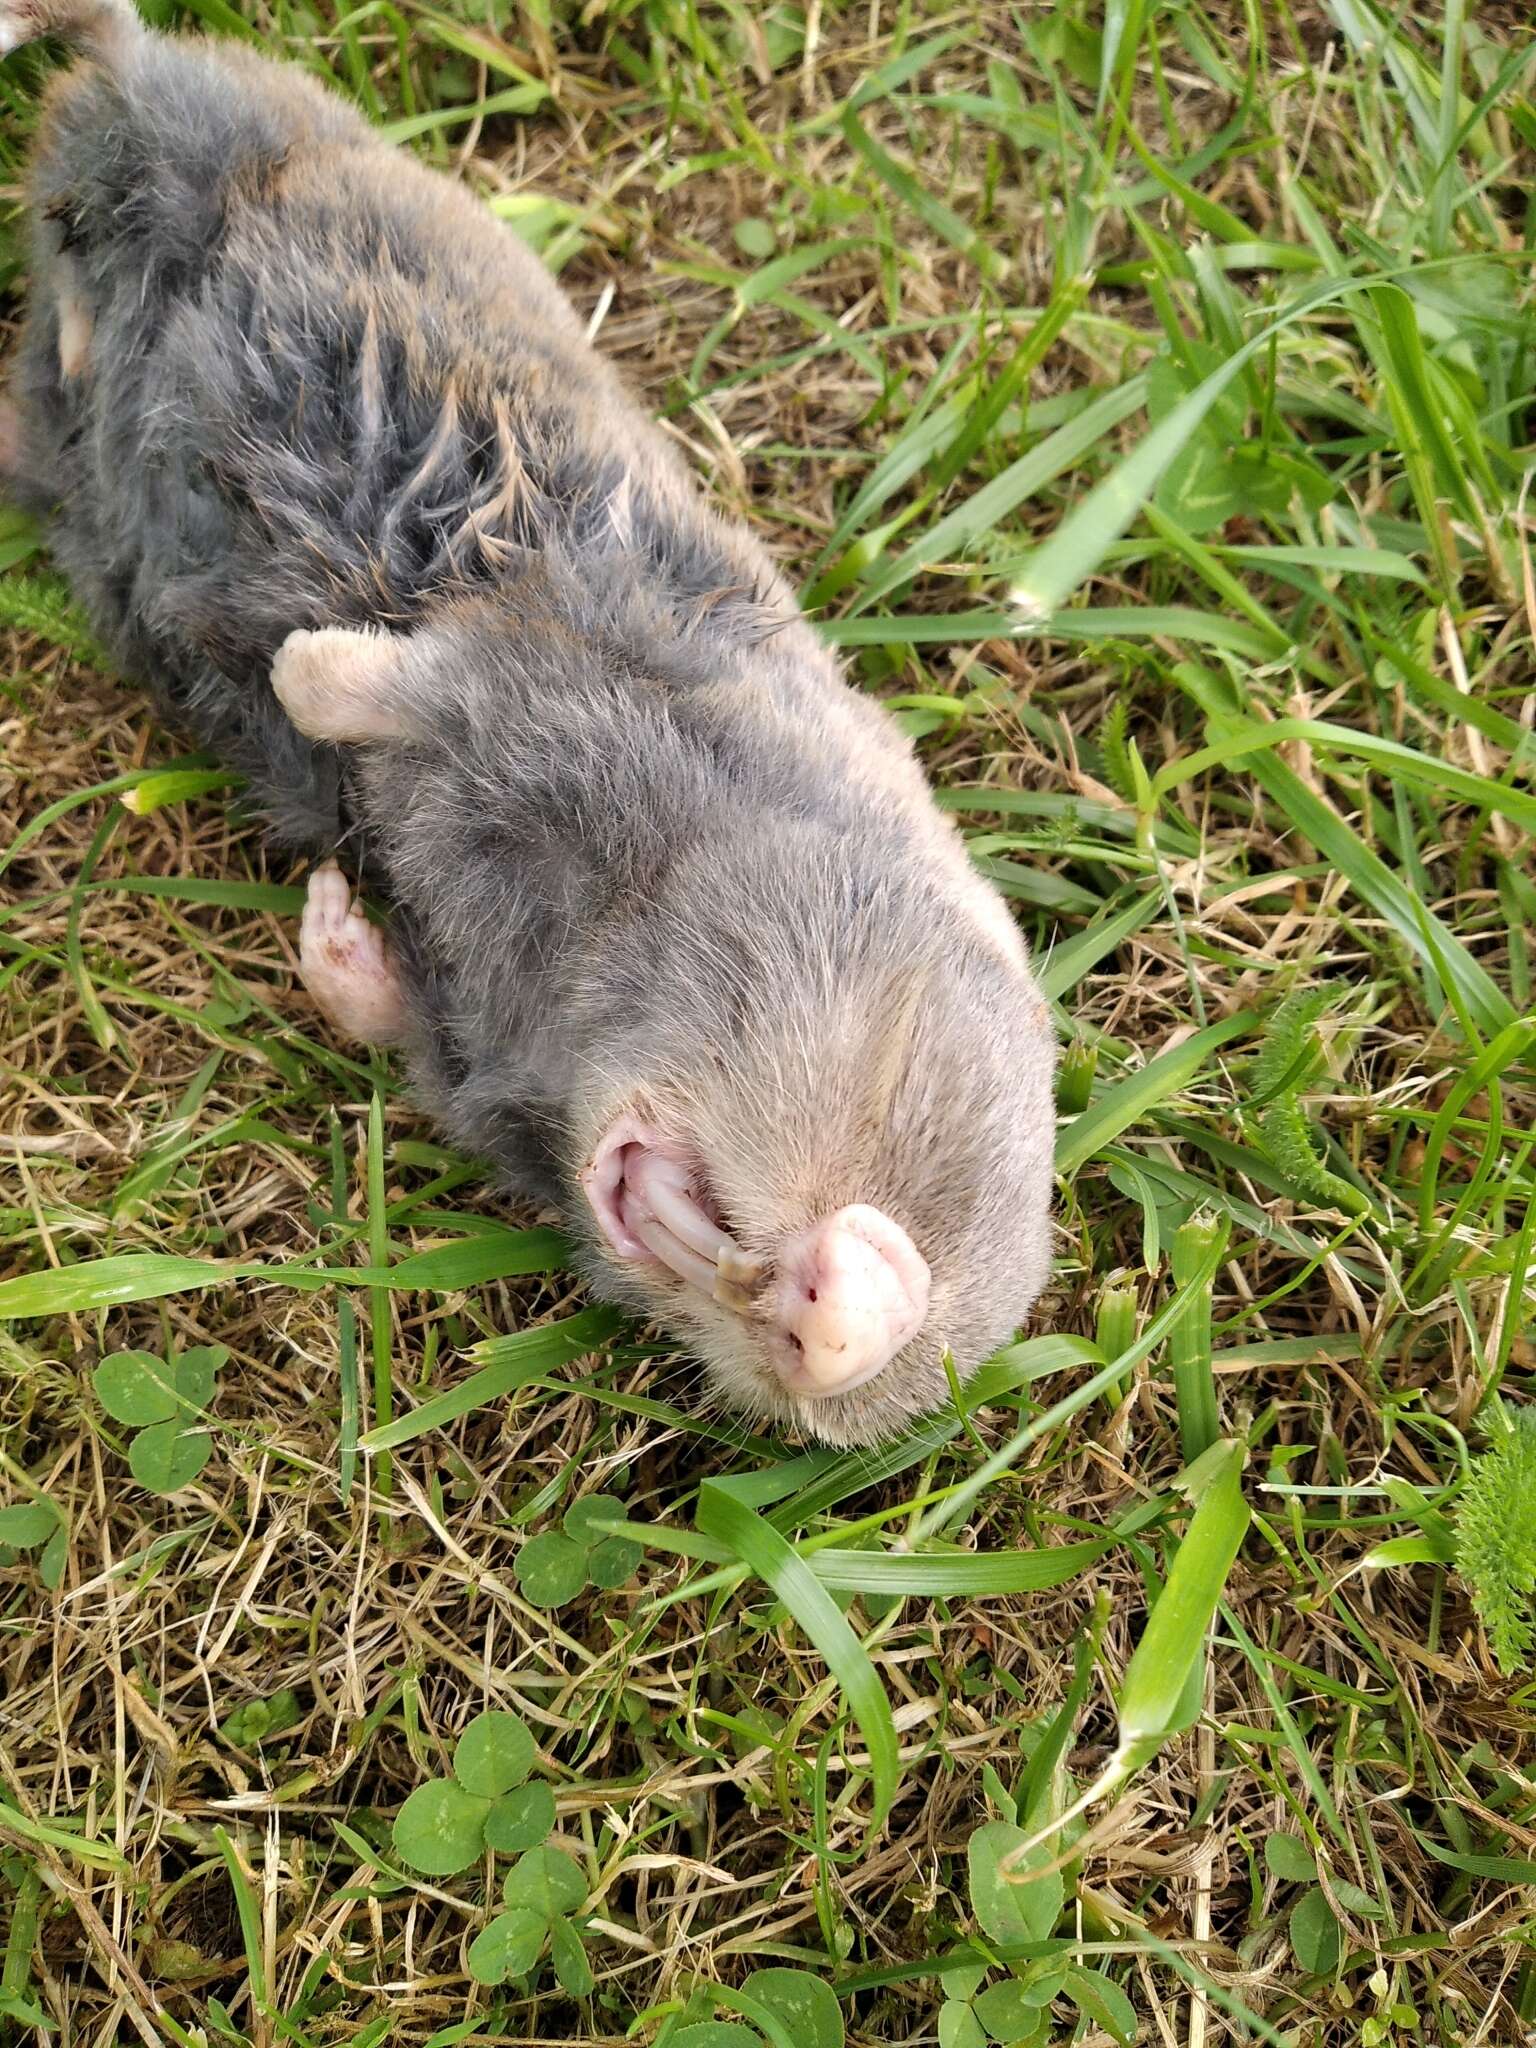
(298, 863, 408, 1045)
(0, 0, 139, 60)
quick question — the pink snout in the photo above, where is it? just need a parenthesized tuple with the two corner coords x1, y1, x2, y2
(769, 1205, 930, 1398)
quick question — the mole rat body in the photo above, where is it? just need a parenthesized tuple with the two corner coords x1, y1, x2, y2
(4, 0, 1058, 1445)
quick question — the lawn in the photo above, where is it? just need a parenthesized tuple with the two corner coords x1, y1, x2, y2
(1, 2, 1534, 2043)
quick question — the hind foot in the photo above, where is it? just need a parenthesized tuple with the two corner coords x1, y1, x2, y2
(298, 862, 407, 1045)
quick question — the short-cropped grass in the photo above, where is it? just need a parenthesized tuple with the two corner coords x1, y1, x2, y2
(1, 3, 1534, 2043)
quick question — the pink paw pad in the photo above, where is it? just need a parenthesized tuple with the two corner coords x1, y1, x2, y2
(298, 862, 406, 1045)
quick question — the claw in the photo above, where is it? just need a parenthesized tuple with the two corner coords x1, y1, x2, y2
(714, 1243, 767, 1310)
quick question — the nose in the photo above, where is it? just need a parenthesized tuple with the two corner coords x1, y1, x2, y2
(769, 1204, 931, 1398)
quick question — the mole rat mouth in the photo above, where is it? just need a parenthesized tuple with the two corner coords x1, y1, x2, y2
(578, 1118, 767, 1310)
(580, 1118, 934, 1404)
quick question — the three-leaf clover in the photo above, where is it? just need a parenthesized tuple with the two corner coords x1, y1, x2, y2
(955, 1816, 1136, 2046)
(93, 1346, 225, 1495)
(392, 1711, 555, 1877)
(1262, 1833, 1381, 1979)
(467, 1845, 592, 1991)
(513, 1495, 642, 1610)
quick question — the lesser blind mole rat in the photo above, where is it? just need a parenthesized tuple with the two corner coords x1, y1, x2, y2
(3, 0, 1058, 1447)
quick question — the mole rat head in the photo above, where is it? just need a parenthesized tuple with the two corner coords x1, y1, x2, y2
(571, 826, 1057, 1447)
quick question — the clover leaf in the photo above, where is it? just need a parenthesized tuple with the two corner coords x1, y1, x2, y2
(744, 1967, 845, 2048)
(93, 1345, 226, 1495)
(514, 1531, 589, 1609)
(0, 1501, 61, 1549)
(561, 1494, 624, 1547)
(94, 1350, 180, 1426)
(549, 1916, 594, 1997)
(1289, 1886, 1343, 1975)
(967, 1820, 1062, 1946)
(392, 1708, 553, 1876)
(392, 1780, 493, 1877)
(1060, 1966, 1137, 2046)
(466, 1907, 546, 1984)
(453, 1711, 536, 1798)
(172, 1346, 223, 1410)
(974, 1980, 1045, 2041)
(937, 2006, 987, 2048)
(501, 1845, 586, 1917)
(483, 1782, 557, 1855)
(513, 1496, 642, 1610)
(0, 1497, 67, 1589)
(464, 1846, 592, 1989)
(588, 1533, 644, 1589)
(129, 1421, 211, 1494)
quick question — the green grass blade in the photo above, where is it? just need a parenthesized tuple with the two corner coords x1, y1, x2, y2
(1114, 1443, 1248, 1753)
(338, 1294, 360, 1506)
(1037, 891, 1164, 1002)
(697, 1480, 900, 1829)
(1007, 272, 1429, 622)
(840, 108, 1000, 277)
(385, 1227, 569, 1289)
(360, 1306, 625, 1452)
(1056, 1014, 1254, 1179)
(0, 1230, 570, 1319)
(1168, 1214, 1227, 1462)
(215, 1827, 269, 2008)
(366, 1091, 393, 1508)
(1174, 662, 1515, 1035)
(849, 377, 1148, 615)
(0, 1798, 128, 1872)
(808, 1539, 1109, 1596)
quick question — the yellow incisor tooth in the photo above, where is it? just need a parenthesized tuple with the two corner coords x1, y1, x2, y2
(714, 1243, 766, 1310)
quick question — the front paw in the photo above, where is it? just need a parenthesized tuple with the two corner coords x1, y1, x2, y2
(272, 626, 410, 744)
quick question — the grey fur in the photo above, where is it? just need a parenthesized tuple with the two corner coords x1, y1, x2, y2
(6, 0, 1058, 1445)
